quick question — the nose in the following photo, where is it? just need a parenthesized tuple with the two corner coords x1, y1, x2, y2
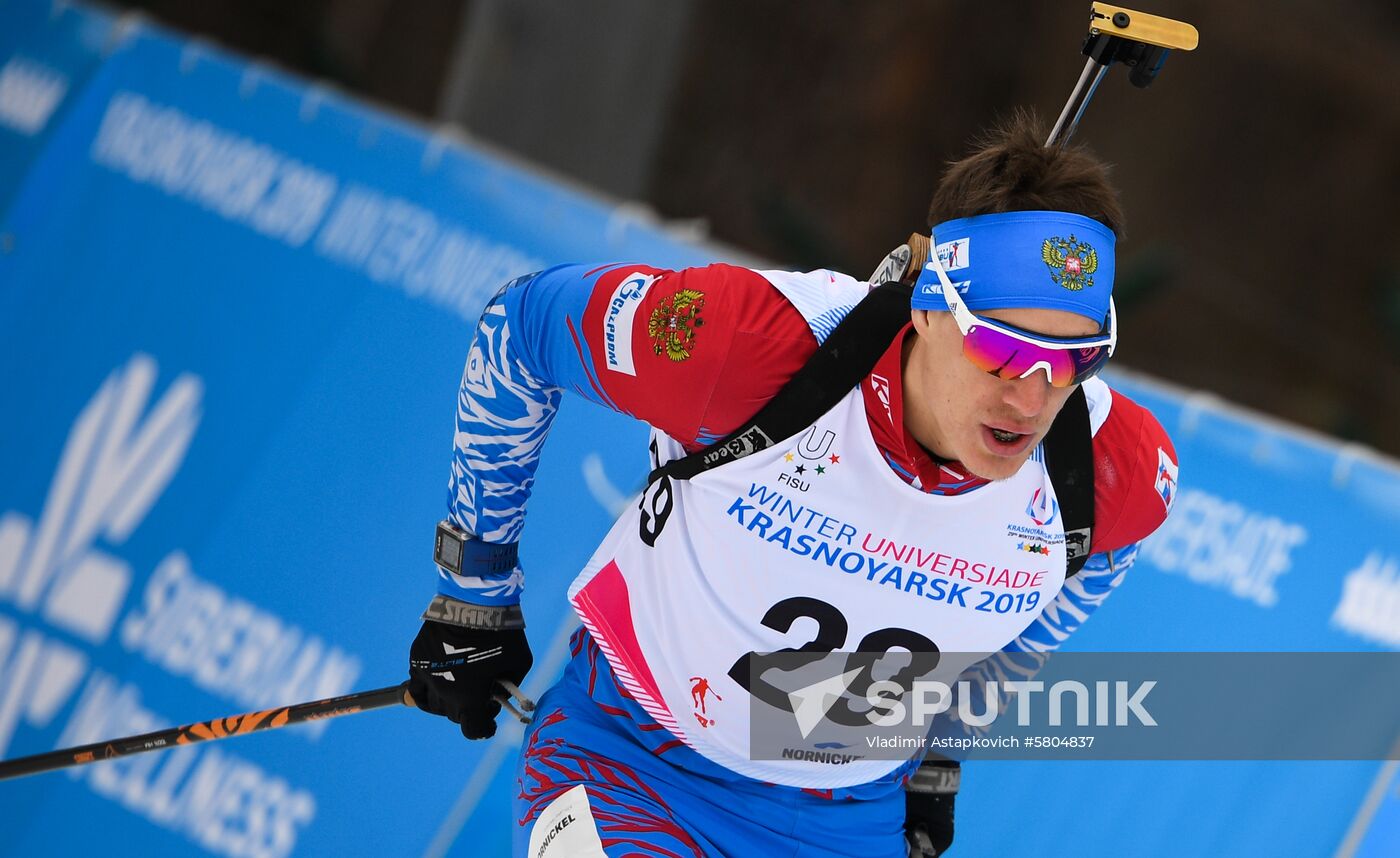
(1001, 372, 1052, 418)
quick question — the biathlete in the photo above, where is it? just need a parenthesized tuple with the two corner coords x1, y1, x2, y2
(407, 115, 1179, 857)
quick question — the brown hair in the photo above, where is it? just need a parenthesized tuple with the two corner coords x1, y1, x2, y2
(927, 109, 1125, 237)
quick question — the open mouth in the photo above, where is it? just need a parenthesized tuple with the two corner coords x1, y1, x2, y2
(981, 424, 1034, 456)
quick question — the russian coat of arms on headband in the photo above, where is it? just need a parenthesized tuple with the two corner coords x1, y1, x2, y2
(648, 288, 706, 361)
(1041, 235, 1098, 290)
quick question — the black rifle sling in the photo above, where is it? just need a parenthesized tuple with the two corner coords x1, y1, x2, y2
(1042, 384, 1094, 577)
(650, 280, 1095, 577)
(651, 281, 916, 482)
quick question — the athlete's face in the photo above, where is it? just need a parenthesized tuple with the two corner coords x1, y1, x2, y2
(902, 307, 1102, 481)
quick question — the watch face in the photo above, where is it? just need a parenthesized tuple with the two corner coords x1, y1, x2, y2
(436, 525, 464, 572)
(439, 537, 462, 570)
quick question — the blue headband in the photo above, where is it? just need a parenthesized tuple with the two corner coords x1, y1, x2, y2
(911, 211, 1116, 323)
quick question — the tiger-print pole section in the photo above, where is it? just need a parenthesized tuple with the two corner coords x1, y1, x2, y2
(0, 683, 413, 782)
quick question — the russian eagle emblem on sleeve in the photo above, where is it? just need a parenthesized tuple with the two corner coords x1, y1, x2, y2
(647, 289, 707, 362)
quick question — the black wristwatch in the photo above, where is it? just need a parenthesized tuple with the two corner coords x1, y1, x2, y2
(433, 519, 519, 577)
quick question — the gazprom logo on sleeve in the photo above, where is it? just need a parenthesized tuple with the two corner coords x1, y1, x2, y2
(603, 272, 656, 376)
(934, 237, 970, 272)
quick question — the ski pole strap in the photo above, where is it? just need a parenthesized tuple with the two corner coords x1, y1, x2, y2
(650, 280, 916, 483)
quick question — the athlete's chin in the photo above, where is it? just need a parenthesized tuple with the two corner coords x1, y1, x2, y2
(963, 457, 1025, 482)
(961, 441, 1036, 481)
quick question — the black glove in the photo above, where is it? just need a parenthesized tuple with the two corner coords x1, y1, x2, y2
(905, 759, 959, 857)
(408, 603, 533, 740)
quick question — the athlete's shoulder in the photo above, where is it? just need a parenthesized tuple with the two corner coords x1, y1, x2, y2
(584, 263, 865, 331)
(576, 262, 819, 448)
(587, 261, 792, 294)
(752, 268, 870, 339)
(1082, 378, 1179, 554)
(579, 261, 797, 361)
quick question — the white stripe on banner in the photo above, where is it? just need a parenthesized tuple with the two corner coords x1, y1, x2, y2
(87, 90, 546, 322)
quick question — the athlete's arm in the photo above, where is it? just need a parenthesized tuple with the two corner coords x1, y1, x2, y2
(1003, 542, 1138, 653)
(440, 263, 818, 605)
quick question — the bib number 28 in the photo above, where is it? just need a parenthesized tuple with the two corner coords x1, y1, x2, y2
(727, 596, 940, 727)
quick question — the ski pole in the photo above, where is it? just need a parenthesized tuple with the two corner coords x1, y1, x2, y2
(0, 678, 536, 783)
(0, 683, 414, 782)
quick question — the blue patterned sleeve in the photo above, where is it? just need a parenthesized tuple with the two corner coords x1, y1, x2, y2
(438, 266, 617, 606)
(1003, 541, 1138, 654)
(936, 543, 1139, 742)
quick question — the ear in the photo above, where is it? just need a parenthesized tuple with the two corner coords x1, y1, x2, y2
(910, 308, 935, 339)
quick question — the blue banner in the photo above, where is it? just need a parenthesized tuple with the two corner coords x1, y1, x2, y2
(0, 0, 115, 213)
(1, 1, 1396, 855)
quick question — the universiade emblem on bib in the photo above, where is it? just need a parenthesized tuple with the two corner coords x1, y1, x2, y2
(1041, 235, 1098, 291)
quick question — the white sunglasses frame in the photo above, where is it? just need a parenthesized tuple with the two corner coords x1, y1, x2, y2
(924, 243, 1117, 385)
